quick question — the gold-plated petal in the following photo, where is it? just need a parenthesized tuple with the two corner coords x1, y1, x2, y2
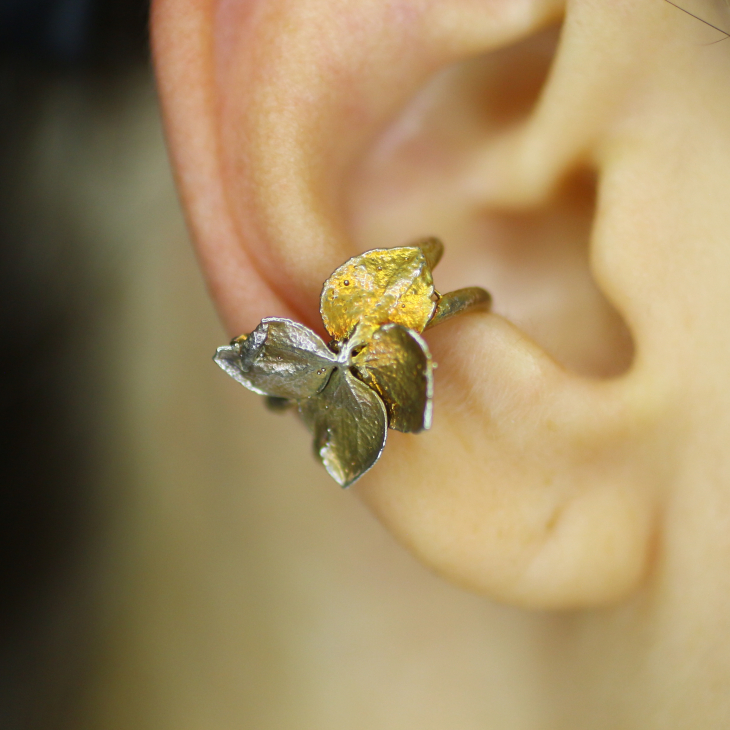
(352, 323, 433, 433)
(320, 245, 438, 340)
(214, 317, 336, 400)
(298, 368, 388, 488)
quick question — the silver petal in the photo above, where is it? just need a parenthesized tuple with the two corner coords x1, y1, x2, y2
(298, 368, 387, 488)
(214, 317, 336, 400)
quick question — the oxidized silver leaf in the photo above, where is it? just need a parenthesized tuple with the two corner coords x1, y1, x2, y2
(214, 317, 336, 400)
(298, 368, 387, 488)
(353, 323, 433, 433)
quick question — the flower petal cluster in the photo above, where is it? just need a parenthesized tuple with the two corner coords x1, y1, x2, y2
(215, 240, 443, 486)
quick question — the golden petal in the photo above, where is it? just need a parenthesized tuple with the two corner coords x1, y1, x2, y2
(320, 245, 439, 341)
(353, 324, 433, 433)
(298, 368, 388, 487)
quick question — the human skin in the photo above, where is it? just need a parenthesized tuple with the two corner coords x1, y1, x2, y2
(152, 0, 730, 726)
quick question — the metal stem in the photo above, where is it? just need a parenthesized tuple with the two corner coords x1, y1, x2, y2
(425, 287, 492, 329)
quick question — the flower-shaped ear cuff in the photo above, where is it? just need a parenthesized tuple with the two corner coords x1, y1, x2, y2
(214, 238, 491, 487)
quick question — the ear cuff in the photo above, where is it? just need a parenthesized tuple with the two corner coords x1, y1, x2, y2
(214, 237, 491, 487)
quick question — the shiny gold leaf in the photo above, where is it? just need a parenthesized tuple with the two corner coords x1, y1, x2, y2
(353, 323, 433, 433)
(320, 245, 438, 341)
(298, 368, 387, 487)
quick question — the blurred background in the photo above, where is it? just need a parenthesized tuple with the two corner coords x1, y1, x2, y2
(0, 2, 549, 728)
(1, 1, 157, 726)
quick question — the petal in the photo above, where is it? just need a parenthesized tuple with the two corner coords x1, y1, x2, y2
(319, 244, 439, 341)
(353, 324, 433, 433)
(214, 317, 336, 400)
(298, 368, 387, 487)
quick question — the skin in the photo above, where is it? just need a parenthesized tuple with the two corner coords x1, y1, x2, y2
(150, 0, 730, 726)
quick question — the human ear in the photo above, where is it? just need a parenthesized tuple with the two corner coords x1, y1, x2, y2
(151, 0, 684, 609)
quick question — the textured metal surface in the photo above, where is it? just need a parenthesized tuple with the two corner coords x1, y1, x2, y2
(214, 318, 335, 400)
(413, 236, 444, 270)
(298, 368, 388, 487)
(353, 324, 433, 433)
(320, 246, 437, 341)
(214, 239, 491, 487)
(426, 287, 492, 329)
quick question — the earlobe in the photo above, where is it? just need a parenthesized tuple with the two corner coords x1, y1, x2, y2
(152, 0, 665, 609)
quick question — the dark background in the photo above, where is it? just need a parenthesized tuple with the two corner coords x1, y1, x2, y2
(1, 1, 150, 727)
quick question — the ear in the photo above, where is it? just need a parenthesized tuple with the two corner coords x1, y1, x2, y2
(151, 0, 679, 609)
